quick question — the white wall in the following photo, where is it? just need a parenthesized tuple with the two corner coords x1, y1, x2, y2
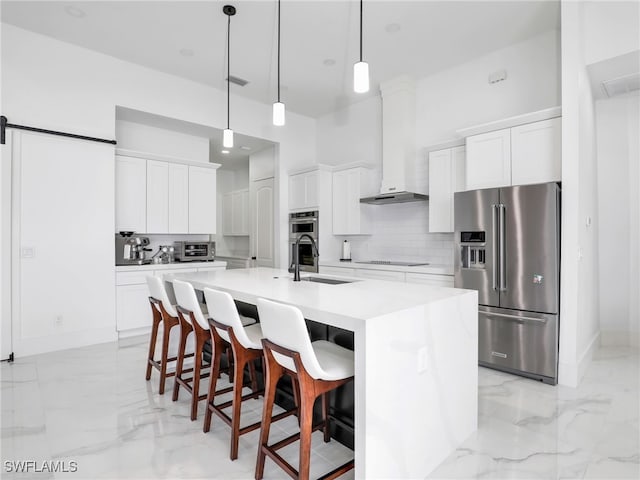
(596, 94, 640, 347)
(583, 1, 640, 66)
(558, 0, 601, 387)
(115, 120, 209, 163)
(249, 146, 275, 181)
(416, 29, 560, 146)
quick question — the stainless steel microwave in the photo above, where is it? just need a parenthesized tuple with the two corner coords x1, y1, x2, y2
(173, 241, 216, 262)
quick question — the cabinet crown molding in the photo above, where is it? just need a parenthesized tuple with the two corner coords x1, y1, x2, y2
(116, 148, 221, 169)
(455, 106, 562, 138)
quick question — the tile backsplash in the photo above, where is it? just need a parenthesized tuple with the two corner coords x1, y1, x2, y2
(338, 201, 454, 266)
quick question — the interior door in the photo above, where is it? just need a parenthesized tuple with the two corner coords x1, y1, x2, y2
(250, 177, 274, 267)
(454, 188, 500, 307)
(499, 183, 560, 313)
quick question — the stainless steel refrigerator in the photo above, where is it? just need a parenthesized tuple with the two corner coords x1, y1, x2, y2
(454, 182, 560, 385)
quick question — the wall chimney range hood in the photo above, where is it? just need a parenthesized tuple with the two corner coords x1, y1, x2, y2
(360, 75, 428, 205)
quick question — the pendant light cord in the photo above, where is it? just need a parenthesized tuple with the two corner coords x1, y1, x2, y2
(277, 0, 281, 102)
(359, 0, 363, 62)
(227, 13, 231, 130)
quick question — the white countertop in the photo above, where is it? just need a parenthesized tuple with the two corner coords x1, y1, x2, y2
(167, 267, 467, 332)
(115, 260, 227, 272)
(319, 259, 454, 275)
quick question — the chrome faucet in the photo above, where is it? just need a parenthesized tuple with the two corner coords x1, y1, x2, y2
(293, 234, 319, 282)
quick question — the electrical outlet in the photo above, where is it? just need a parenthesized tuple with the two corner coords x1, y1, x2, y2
(417, 346, 428, 373)
(55, 315, 63, 327)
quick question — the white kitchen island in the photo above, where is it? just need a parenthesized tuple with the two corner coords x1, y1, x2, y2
(167, 267, 478, 479)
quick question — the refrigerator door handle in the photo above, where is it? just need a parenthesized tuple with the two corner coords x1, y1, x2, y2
(499, 203, 507, 292)
(484, 311, 548, 324)
(492, 204, 498, 290)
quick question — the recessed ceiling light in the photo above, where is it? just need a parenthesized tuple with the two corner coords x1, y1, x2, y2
(240, 146, 252, 151)
(323, 59, 336, 67)
(221, 150, 230, 154)
(385, 23, 401, 33)
(179, 48, 194, 57)
(64, 5, 86, 18)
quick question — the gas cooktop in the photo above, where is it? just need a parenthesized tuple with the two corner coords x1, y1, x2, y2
(355, 260, 430, 267)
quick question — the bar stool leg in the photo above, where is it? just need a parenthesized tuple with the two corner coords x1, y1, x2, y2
(203, 334, 225, 433)
(322, 392, 331, 443)
(298, 391, 315, 480)
(191, 339, 203, 421)
(255, 359, 284, 480)
(146, 306, 161, 381)
(158, 323, 172, 394)
(230, 353, 247, 460)
(172, 324, 190, 402)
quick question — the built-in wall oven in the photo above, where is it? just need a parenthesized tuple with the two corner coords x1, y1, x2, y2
(289, 210, 319, 273)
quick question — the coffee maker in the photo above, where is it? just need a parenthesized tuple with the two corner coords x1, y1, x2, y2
(115, 232, 152, 265)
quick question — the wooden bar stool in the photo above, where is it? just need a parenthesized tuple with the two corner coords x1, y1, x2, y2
(145, 275, 195, 394)
(172, 279, 213, 421)
(255, 298, 355, 480)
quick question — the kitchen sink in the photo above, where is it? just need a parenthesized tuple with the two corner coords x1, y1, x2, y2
(300, 276, 355, 285)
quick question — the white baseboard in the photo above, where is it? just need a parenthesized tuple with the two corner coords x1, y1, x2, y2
(118, 326, 151, 339)
(12, 327, 117, 359)
(558, 330, 600, 387)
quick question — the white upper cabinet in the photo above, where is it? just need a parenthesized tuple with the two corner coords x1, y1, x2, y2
(146, 160, 169, 233)
(289, 170, 319, 210)
(288, 166, 332, 212)
(511, 117, 561, 185)
(332, 167, 372, 235)
(465, 129, 512, 190)
(116, 151, 218, 234)
(188, 165, 217, 234)
(222, 189, 249, 236)
(463, 114, 561, 190)
(115, 155, 146, 232)
(428, 146, 465, 233)
(168, 163, 189, 233)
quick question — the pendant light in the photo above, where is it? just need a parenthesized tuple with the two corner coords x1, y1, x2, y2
(273, 0, 285, 126)
(353, 0, 369, 93)
(223, 5, 236, 148)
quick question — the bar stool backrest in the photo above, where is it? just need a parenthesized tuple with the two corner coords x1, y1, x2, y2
(173, 280, 209, 330)
(146, 275, 178, 318)
(203, 288, 255, 349)
(257, 298, 325, 379)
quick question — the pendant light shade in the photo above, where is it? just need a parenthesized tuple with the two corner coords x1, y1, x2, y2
(272, 102, 285, 126)
(354, 0, 369, 93)
(223, 5, 236, 147)
(353, 61, 369, 93)
(223, 128, 234, 148)
(273, 0, 285, 126)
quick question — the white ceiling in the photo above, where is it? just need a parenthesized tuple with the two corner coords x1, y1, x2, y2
(1, 0, 560, 119)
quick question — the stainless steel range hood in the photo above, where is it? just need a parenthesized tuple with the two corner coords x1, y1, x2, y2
(361, 76, 428, 206)
(360, 191, 428, 205)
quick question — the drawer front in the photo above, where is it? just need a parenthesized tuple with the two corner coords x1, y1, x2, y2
(116, 271, 148, 286)
(197, 266, 226, 272)
(405, 273, 454, 287)
(319, 266, 356, 277)
(479, 307, 558, 381)
(355, 269, 405, 282)
(154, 268, 197, 278)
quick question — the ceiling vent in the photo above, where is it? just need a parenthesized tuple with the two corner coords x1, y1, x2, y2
(226, 75, 249, 87)
(602, 72, 640, 97)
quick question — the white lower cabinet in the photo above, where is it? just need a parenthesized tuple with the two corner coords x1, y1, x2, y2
(115, 264, 225, 335)
(405, 272, 454, 287)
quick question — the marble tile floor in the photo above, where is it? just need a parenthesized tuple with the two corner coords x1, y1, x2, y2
(1, 340, 638, 480)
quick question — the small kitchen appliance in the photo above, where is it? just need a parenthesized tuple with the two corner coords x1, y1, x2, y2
(115, 232, 152, 265)
(173, 241, 216, 262)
